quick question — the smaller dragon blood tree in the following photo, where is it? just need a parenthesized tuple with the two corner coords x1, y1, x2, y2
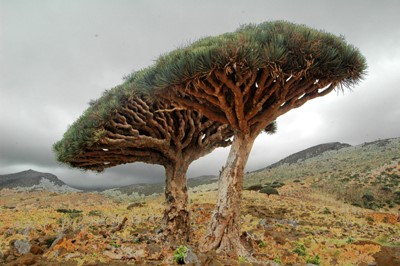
(53, 82, 238, 244)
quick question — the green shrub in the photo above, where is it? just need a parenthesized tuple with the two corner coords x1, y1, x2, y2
(88, 210, 104, 217)
(394, 191, 400, 199)
(238, 256, 247, 264)
(259, 186, 279, 196)
(270, 181, 285, 188)
(273, 257, 282, 264)
(110, 240, 121, 248)
(45, 237, 57, 247)
(246, 184, 263, 191)
(56, 208, 82, 214)
(322, 207, 331, 214)
(173, 245, 188, 264)
(362, 194, 374, 202)
(56, 208, 83, 219)
(306, 254, 321, 265)
(293, 243, 307, 257)
(366, 216, 374, 223)
(258, 240, 266, 248)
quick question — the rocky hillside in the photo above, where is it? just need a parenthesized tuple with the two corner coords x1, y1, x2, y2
(0, 170, 78, 192)
(103, 137, 400, 202)
(246, 137, 400, 210)
(256, 142, 351, 171)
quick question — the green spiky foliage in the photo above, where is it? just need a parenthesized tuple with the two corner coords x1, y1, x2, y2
(130, 20, 366, 96)
(53, 84, 132, 167)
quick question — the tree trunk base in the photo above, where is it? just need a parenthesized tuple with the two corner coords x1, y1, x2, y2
(159, 208, 190, 245)
(200, 230, 249, 257)
(160, 161, 191, 245)
(199, 133, 255, 257)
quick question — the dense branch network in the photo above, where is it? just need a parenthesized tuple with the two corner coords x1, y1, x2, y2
(164, 66, 336, 137)
(67, 96, 232, 171)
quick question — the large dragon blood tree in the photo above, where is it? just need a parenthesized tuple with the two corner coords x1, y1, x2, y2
(130, 21, 367, 255)
(53, 81, 237, 244)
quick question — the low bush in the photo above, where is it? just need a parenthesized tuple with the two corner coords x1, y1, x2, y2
(259, 187, 279, 196)
(245, 184, 263, 191)
(173, 245, 188, 264)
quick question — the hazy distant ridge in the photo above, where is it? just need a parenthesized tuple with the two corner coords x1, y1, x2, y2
(1, 138, 398, 196)
(0, 169, 78, 192)
(254, 142, 352, 172)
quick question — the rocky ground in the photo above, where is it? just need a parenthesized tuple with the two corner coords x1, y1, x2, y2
(0, 182, 399, 265)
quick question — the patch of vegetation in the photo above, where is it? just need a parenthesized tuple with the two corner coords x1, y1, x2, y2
(109, 240, 121, 248)
(238, 256, 247, 264)
(259, 187, 279, 196)
(376, 235, 400, 247)
(45, 237, 57, 247)
(293, 242, 307, 257)
(56, 208, 83, 219)
(306, 254, 321, 265)
(88, 210, 104, 217)
(245, 184, 263, 191)
(270, 181, 285, 188)
(173, 245, 188, 264)
(361, 193, 380, 209)
(56, 208, 80, 213)
(258, 240, 266, 248)
(322, 207, 331, 214)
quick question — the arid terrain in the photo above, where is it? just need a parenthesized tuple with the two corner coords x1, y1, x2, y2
(0, 182, 399, 265)
(1, 138, 399, 265)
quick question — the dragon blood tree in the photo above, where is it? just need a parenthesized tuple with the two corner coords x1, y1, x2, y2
(130, 21, 367, 255)
(53, 81, 235, 244)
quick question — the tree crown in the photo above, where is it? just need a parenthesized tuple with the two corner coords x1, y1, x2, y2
(53, 84, 237, 171)
(129, 20, 366, 93)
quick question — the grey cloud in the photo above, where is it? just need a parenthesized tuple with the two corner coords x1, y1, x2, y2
(1, 0, 399, 188)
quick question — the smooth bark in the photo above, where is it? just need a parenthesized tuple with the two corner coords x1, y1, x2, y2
(200, 132, 256, 255)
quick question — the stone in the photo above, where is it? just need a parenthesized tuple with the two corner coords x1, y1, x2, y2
(5, 254, 16, 263)
(14, 240, 31, 255)
(184, 246, 201, 266)
(14, 253, 37, 266)
(30, 244, 44, 255)
(147, 243, 162, 258)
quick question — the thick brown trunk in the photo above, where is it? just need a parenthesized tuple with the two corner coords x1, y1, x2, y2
(161, 160, 190, 244)
(200, 132, 255, 256)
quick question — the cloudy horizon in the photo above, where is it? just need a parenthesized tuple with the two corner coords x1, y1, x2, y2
(1, 0, 399, 189)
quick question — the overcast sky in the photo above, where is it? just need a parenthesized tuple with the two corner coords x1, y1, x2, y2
(1, 0, 399, 189)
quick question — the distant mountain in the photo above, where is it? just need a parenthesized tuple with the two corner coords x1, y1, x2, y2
(254, 142, 351, 172)
(0, 169, 79, 192)
(103, 175, 219, 197)
(188, 175, 218, 188)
